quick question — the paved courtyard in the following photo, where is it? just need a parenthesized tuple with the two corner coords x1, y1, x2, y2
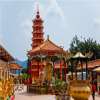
(15, 85, 56, 100)
(15, 94, 100, 100)
(15, 85, 100, 100)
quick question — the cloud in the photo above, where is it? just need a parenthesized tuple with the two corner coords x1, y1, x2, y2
(45, 0, 65, 21)
(21, 18, 31, 28)
(94, 18, 100, 31)
(21, 19, 32, 36)
(94, 18, 100, 26)
(0, 8, 5, 46)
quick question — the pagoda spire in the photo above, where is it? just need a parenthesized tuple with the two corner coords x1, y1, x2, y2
(31, 6, 44, 49)
(36, 2, 40, 18)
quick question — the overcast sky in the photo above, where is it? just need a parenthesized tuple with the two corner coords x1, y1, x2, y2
(0, 0, 100, 60)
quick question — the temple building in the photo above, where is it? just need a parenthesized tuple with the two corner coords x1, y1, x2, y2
(27, 9, 67, 83)
(0, 44, 22, 79)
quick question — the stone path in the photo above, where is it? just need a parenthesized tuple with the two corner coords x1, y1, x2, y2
(15, 94, 56, 100)
(15, 94, 100, 100)
(15, 85, 100, 100)
(15, 85, 56, 100)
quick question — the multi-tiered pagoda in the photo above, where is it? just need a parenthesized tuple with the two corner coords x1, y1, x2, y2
(28, 9, 67, 83)
(31, 10, 44, 48)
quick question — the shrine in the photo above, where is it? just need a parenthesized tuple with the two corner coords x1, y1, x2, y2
(27, 9, 67, 84)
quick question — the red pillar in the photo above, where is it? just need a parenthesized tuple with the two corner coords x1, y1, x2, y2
(60, 60, 62, 80)
(64, 62, 66, 81)
(30, 60, 32, 84)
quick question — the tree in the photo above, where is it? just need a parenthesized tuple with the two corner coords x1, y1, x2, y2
(70, 35, 80, 54)
(21, 68, 28, 73)
(69, 35, 100, 60)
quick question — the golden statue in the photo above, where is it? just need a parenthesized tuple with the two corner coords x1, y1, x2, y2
(44, 62, 52, 81)
(0, 77, 14, 100)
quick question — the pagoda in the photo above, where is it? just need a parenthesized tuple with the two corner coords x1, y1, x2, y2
(28, 8, 67, 83)
(31, 9, 44, 48)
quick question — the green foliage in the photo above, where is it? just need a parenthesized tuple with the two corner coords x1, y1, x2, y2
(70, 35, 80, 53)
(69, 35, 100, 60)
(52, 78, 67, 93)
(22, 73, 30, 79)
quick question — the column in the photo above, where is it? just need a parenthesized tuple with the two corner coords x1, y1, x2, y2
(60, 60, 62, 80)
(81, 60, 83, 80)
(86, 59, 88, 80)
(64, 62, 67, 81)
(53, 62, 56, 79)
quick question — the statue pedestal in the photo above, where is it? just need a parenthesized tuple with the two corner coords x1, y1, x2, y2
(69, 80, 91, 100)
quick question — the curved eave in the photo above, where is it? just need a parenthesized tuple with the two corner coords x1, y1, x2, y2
(9, 63, 22, 70)
(0, 45, 14, 62)
(28, 49, 66, 57)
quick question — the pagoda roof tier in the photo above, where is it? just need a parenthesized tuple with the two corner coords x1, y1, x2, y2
(32, 32, 44, 35)
(33, 18, 43, 23)
(32, 25, 43, 28)
(28, 38, 66, 56)
(32, 38, 44, 40)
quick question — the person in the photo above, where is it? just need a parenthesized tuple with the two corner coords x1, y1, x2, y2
(10, 92, 15, 100)
(92, 84, 96, 100)
(10, 95, 15, 100)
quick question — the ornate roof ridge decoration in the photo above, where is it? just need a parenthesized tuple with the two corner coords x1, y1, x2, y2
(84, 51, 93, 58)
(72, 52, 86, 59)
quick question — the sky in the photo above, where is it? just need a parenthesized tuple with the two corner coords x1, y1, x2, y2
(0, 0, 100, 61)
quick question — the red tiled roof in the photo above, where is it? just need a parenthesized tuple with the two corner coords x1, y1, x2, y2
(9, 63, 22, 70)
(28, 39, 65, 55)
(0, 45, 14, 61)
(84, 59, 100, 69)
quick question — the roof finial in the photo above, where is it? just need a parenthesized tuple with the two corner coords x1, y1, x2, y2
(37, 3, 39, 14)
(36, 0, 40, 18)
(36, 0, 39, 14)
(47, 35, 50, 40)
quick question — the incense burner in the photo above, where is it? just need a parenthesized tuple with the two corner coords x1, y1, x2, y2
(69, 80, 91, 100)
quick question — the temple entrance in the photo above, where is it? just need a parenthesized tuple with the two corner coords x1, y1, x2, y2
(44, 62, 52, 82)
